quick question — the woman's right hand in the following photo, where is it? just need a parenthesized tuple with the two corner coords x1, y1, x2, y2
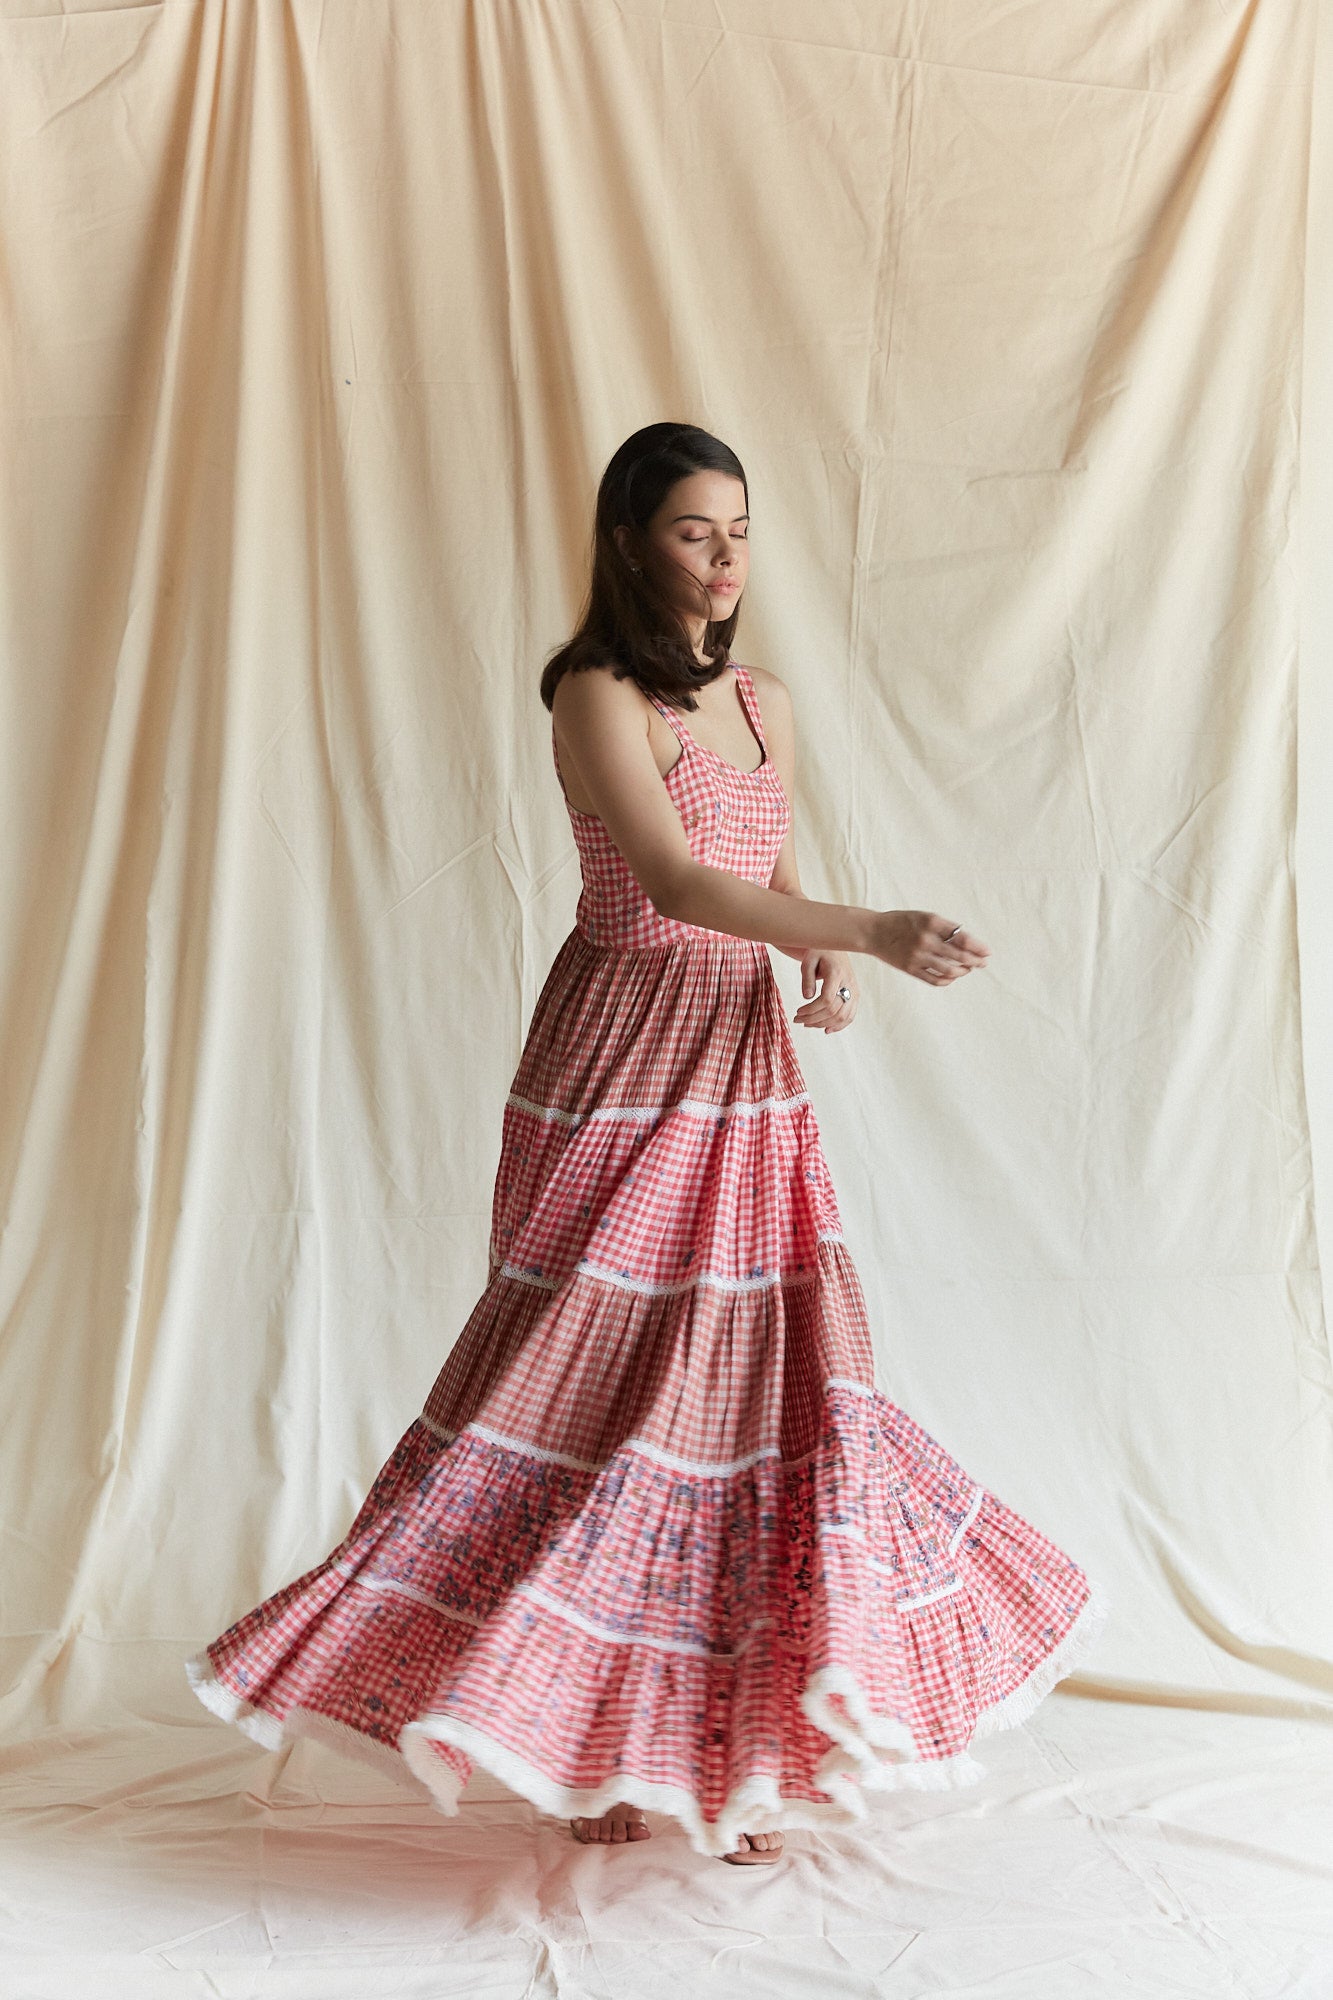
(870, 910, 990, 987)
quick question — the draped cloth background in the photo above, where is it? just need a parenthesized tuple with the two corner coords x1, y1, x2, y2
(2, 0, 1332, 1992)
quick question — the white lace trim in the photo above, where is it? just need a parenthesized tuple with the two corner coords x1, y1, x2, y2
(418, 1416, 605, 1472)
(329, 1564, 488, 1626)
(812, 1480, 985, 1602)
(823, 1373, 877, 1399)
(328, 1497, 984, 1633)
(188, 1580, 1111, 1860)
(336, 1551, 974, 1639)
(949, 1482, 986, 1552)
(416, 1386, 872, 1477)
(815, 1525, 968, 1608)
(512, 1585, 776, 1660)
(507, 1088, 812, 1129)
(495, 1245, 842, 1295)
(633, 1434, 814, 1476)
(344, 1549, 966, 1632)
(494, 1263, 560, 1292)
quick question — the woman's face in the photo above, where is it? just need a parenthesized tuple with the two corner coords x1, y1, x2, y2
(623, 469, 750, 622)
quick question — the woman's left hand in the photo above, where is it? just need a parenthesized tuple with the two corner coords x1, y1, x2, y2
(791, 950, 858, 1033)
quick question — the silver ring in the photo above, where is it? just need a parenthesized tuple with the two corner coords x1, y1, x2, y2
(944, 924, 962, 941)
(836, 985, 851, 1002)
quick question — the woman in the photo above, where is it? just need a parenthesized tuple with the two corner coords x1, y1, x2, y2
(188, 422, 1108, 1867)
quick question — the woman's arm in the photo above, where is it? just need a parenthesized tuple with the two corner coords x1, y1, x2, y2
(553, 666, 881, 954)
(735, 668, 864, 1033)
(747, 669, 823, 961)
(552, 665, 987, 980)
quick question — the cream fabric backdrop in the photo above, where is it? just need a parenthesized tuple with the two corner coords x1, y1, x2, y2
(3, 0, 1331, 1992)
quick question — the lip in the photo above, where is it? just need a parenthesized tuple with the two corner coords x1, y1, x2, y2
(708, 580, 741, 592)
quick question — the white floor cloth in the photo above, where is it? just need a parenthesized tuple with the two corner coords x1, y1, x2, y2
(4, 1676, 1331, 1999)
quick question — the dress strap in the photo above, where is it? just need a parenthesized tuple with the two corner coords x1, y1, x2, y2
(730, 663, 768, 754)
(645, 688, 694, 747)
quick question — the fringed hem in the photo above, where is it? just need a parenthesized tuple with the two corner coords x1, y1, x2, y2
(971, 1580, 1113, 1739)
(800, 1582, 1111, 1800)
(185, 1580, 1110, 1860)
(801, 1673, 987, 1792)
(186, 1651, 285, 1750)
(185, 1652, 434, 1793)
(400, 1714, 865, 1858)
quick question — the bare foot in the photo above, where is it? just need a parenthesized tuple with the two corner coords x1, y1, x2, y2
(721, 1829, 785, 1865)
(569, 1804, 652, 1844)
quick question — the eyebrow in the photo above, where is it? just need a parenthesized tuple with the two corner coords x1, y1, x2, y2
(670, 513, 750, 525)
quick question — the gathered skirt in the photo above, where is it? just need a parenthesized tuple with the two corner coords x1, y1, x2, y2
(188, 927, 1109, 1858)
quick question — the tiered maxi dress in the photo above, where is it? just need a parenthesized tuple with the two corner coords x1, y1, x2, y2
(188, 659, 1109, 1858)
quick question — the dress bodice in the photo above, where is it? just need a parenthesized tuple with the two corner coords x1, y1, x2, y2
(551, 661, 792, 950)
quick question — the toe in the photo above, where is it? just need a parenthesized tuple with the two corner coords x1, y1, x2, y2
(723, 1828, 784, 1862)
(571, 1806, 651, 1845)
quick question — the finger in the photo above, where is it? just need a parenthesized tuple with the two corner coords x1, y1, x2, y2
(932, 919, 974, 948)
(794, 1004, 831, 1026)
(798, 1003, 851, 1030)
(806, 990, 856, 1014)
(934, 923, 989, 965)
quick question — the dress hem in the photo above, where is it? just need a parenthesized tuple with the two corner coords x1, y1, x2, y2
(185, 1579, 1111, 1859)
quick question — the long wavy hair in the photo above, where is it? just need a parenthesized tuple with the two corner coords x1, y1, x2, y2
(539, 422, 748, 714)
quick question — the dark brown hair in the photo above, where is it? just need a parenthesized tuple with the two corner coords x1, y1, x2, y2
(539, 422, 748, 713)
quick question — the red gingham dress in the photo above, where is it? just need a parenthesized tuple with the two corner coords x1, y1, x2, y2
(187, 660, 1109, 1857)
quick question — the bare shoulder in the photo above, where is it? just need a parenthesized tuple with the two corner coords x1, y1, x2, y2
(552, 662, 648, 726)
(742, 661, 790, 705)
(548, 664, 652, 744)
